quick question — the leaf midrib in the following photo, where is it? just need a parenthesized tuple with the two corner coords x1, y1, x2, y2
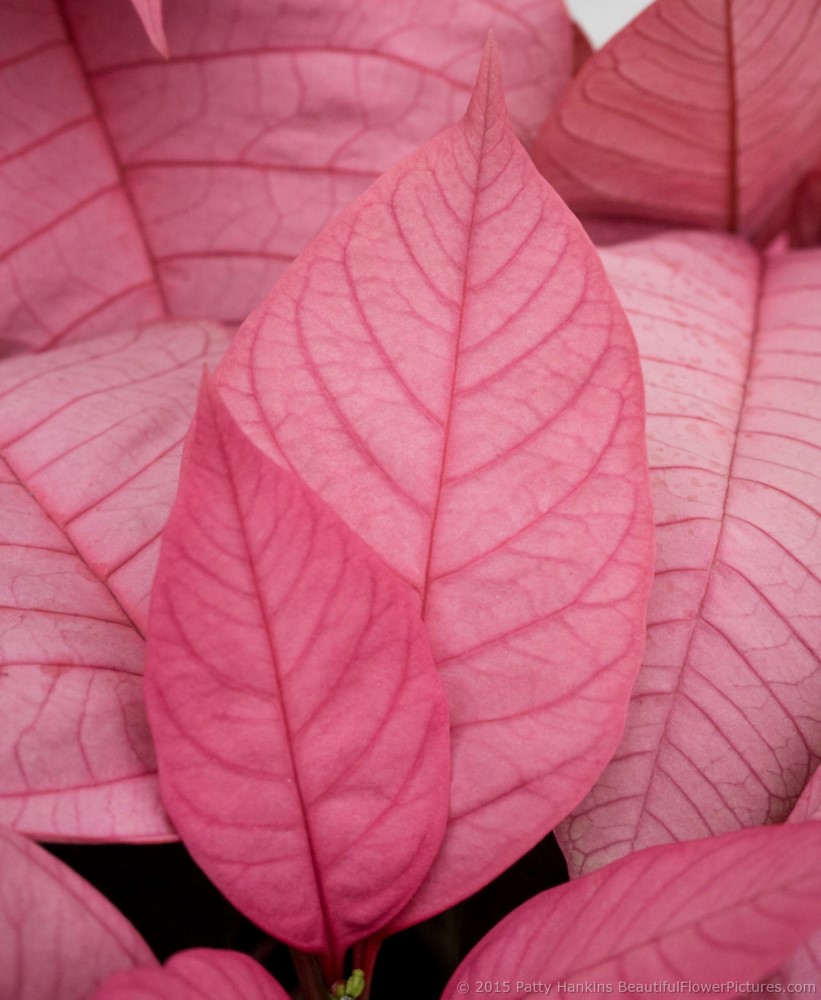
(419, 68, 493, 620)
(627, 250, 767, 851)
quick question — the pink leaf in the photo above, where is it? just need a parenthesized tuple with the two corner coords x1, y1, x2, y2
(788, 168, 821, 247)
(0, 320, 229, 841)
(128, 0, 168, 59)
(1, 0, 571, 353)
(767, 769, 821, 985)
(94, 949, 288, 1000)
(216, 41, 654, 929)
(144, 379, 451, 974)
(78, 0, 571, 319)
(0, 824, 156, 1000)
(443, 823, 821, 993)
(0, 0, 166, 355)
(769, 945, 821, 990)
(535, 0, 821, 246)
(790, 769, 821, 825)
(570, 23, 594, 75)
(558, 233, 821, 877)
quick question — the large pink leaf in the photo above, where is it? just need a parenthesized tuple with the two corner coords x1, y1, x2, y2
(216, 42, 654, 929)
(95, 949, 288, 1000)
(558, 233, 821, 877)
(443, 822, 821, 994)
(144, 379, 451, 974)
(0, 319, 229, 840)
(0, 824, 156, 999)
(535, 0, 821, 246)
(1, 0, 571, 354)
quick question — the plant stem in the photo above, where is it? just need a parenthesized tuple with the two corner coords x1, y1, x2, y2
(290, 948, 329, 1000)
(352, 935, 382, 1000)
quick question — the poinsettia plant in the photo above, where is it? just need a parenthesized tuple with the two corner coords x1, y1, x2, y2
(1, 0, 821, 998)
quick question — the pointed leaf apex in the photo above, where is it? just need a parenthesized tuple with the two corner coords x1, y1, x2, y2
(129, 0, 169, 58)
(465, 33, 507, 134)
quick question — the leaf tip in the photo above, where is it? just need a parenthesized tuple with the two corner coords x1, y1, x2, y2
(129, 0, 170, 58)
(465, 32, 507, 134)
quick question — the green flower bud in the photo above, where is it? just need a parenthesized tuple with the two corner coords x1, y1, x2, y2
(329, 970, 365, 1000)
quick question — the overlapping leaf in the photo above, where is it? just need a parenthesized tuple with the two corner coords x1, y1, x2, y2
(768, 769, 821, 985)
(95, 949, 289, 1000)
(1, 0, 571, 354)
(128, 0, 168, 57)
(0, 320, 229, 840)
(443, 823, 821, 994)
(791, 768, 821, 825)
(217, 42, 654, 929)
(145, 381, 451, 974)
(0, 825, 156, 1000)
(536, 0, 821, 246)
(558, 233, 821, 876)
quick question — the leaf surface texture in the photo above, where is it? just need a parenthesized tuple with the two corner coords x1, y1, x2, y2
(0, 320, 229, 840)
(559, 235, 821, 876)
(217, 43, 654, 926)
(145, 381, 451, 969)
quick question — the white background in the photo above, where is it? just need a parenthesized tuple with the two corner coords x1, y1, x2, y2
(563, 0, 655, 47)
